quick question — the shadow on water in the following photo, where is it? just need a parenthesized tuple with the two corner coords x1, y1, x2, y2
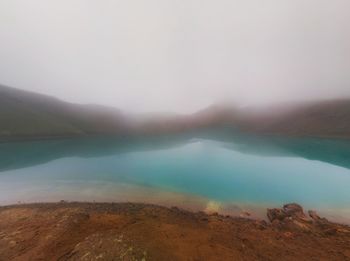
(1, 129, 350, 172)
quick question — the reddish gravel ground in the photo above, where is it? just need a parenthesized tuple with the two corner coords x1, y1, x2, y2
(0, 202, 349, 260)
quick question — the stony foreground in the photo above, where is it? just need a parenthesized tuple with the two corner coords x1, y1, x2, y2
(0, 202, 349, 260)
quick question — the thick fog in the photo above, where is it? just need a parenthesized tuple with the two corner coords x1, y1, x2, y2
(0, 0, 349, 113)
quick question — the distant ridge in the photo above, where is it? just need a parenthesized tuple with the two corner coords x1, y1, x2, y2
(1, 85, 350, 141)
(132, 99, 350, 139)
(0, 85, 129, 140)
(236, 99, 350, 138)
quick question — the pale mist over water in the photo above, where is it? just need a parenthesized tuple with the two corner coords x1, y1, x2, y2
(0, 0, 350, 113)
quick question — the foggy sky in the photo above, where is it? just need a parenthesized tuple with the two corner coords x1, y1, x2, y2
(0, 1, 349, 113)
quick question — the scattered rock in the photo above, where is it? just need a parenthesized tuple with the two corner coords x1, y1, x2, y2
(0, 202, 349, 260)
(240, 211, 251, 218)
(308, 210, 321, 221)
(289, 220, 311, 232)
(265, 203, 348, 234)
(324, 228, 338, 236)
(171, 206, 179, 211)
(336, 228, 350, 234)
(267, 208, 286, 222)
(268, 203, 307, 223)
(70, 231, 146, 260)
(254, 220, 267, 230)
(283, 203, 306, 219)
(283, 232, 294, 238)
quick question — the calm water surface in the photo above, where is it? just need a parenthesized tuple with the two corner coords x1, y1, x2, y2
(1, 131, 350, 221)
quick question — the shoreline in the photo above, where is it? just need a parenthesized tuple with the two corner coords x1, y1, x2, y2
(0, 201, 349, 260)
(2, 193, 350, 225)
(1, 130, 350, 144)
(1, 200, 349, 223)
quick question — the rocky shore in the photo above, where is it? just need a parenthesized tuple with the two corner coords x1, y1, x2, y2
(0, 202, 349, 260)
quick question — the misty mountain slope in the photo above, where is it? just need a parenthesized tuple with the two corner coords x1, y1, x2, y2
(0, 85, 128, 139)
(239, 100, 350, 138)
(133, 100, 350, 139)
(1, 85, 350, 140)
(131, 104, 242, 135)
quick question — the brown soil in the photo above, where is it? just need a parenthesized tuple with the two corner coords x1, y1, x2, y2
(0, 202, 349, 261)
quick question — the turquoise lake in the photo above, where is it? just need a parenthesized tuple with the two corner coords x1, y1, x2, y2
(1, 131, 350, 221)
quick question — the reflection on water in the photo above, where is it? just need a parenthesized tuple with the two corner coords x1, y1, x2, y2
(1, 129, 350, 222)
(0, 135, 191, 172)
(1, 129, 350, 172)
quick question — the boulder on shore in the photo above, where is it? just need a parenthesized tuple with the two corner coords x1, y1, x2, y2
(267, 208, 286, 222)
(308, 210, 321, 221)
(267, 203, 306, 222)
(283, 203, 306, 219)
(265, 203, 350, 235)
